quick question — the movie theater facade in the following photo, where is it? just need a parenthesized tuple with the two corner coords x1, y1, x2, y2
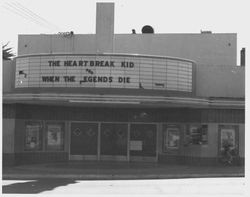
(2, 3, 245, 166)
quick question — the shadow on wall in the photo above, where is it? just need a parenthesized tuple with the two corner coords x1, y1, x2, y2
(2, 179, 77, 194)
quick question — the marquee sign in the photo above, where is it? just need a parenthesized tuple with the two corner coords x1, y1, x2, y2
(15, 54, 194, 92)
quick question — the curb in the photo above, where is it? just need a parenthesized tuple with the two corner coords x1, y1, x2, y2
(2, 173, 244, 180)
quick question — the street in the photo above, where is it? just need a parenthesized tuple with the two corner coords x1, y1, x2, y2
(2, 178, 245, 195)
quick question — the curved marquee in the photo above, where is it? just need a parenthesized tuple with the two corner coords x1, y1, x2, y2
(15, 54, 194, 93)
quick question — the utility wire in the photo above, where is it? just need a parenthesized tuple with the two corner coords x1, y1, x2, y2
(12, 1, 61, 31)
(6, 2, 58, 31)
(3, 3, 55, 31)
(3, 2, 60, 32)
(2, 4, 53, 31)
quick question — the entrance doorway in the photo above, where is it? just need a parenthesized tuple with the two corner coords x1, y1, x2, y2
(129, 124, 157, 162)
(70, 122, 98, 160)
(69, 122, 157, 162)
(100, 123, 128, 161)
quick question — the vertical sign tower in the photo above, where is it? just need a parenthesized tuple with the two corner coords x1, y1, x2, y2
(95, 3, 114, 53)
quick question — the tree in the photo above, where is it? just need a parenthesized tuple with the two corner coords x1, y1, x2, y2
(2, 42, 15, 60)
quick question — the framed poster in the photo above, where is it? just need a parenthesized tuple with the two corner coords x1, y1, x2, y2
(219, 125, 239, 156)
(25, 122, 42, 151)
(167, 129, 180, 148)
(46, 123, 64, 151)
(163, 124, 180, 152)
(220, 128, 235, 151)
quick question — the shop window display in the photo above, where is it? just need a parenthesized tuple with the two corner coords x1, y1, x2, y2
(186, 125, 208, 145)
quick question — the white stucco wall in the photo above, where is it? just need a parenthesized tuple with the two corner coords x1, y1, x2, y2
(18, 34, 97, 55)
(196, 65, 245, 98)
(18, 33, 236, 67)
(114, 33, 236, 66)
(96, 3, 114, 53)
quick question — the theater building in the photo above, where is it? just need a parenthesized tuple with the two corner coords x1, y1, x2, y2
(2, 3, 245, 166)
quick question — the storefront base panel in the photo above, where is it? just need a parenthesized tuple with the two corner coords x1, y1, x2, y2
(15, 152, 68, 165)
(4, 153, 245, 166)
(100, 155, 128, 161)
(158, 155, 244, 166)
(3, 153, 15, 167)
(69, 155, 97, 160)
(179, 156, 219, 166)
(130, 156, 157, 162)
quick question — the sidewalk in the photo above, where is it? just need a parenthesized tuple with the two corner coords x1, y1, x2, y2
(2, 161, 245, 180)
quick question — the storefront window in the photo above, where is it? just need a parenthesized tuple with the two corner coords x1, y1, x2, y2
(163, 125, 180, 152)
(186, 125, 208, 145)
(25, 121, 43, 151)
(46, 122, 65, 151)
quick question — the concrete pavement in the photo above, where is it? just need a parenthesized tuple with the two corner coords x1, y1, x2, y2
(2, 178, 245, 195)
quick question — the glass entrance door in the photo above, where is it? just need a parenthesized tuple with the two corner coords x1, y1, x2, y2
(70, 122, 98, 160)
(100, 123, 128, 161)
(130, 124, 157, 162)
(69, 122, 157, 162)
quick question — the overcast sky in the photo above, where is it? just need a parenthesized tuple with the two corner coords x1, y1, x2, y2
(1, 0, 249, 65)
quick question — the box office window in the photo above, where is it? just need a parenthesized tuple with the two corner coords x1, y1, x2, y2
(186, 125, 208, 145)
(163, 125, 180, 152)
(46, 122, 65, 151)
(25, 121, 43, 151)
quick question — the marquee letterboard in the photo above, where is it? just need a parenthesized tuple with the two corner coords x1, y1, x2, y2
(15, 54, 193, 92)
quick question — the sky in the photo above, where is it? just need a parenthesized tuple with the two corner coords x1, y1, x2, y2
(1, 0, 250, 65)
